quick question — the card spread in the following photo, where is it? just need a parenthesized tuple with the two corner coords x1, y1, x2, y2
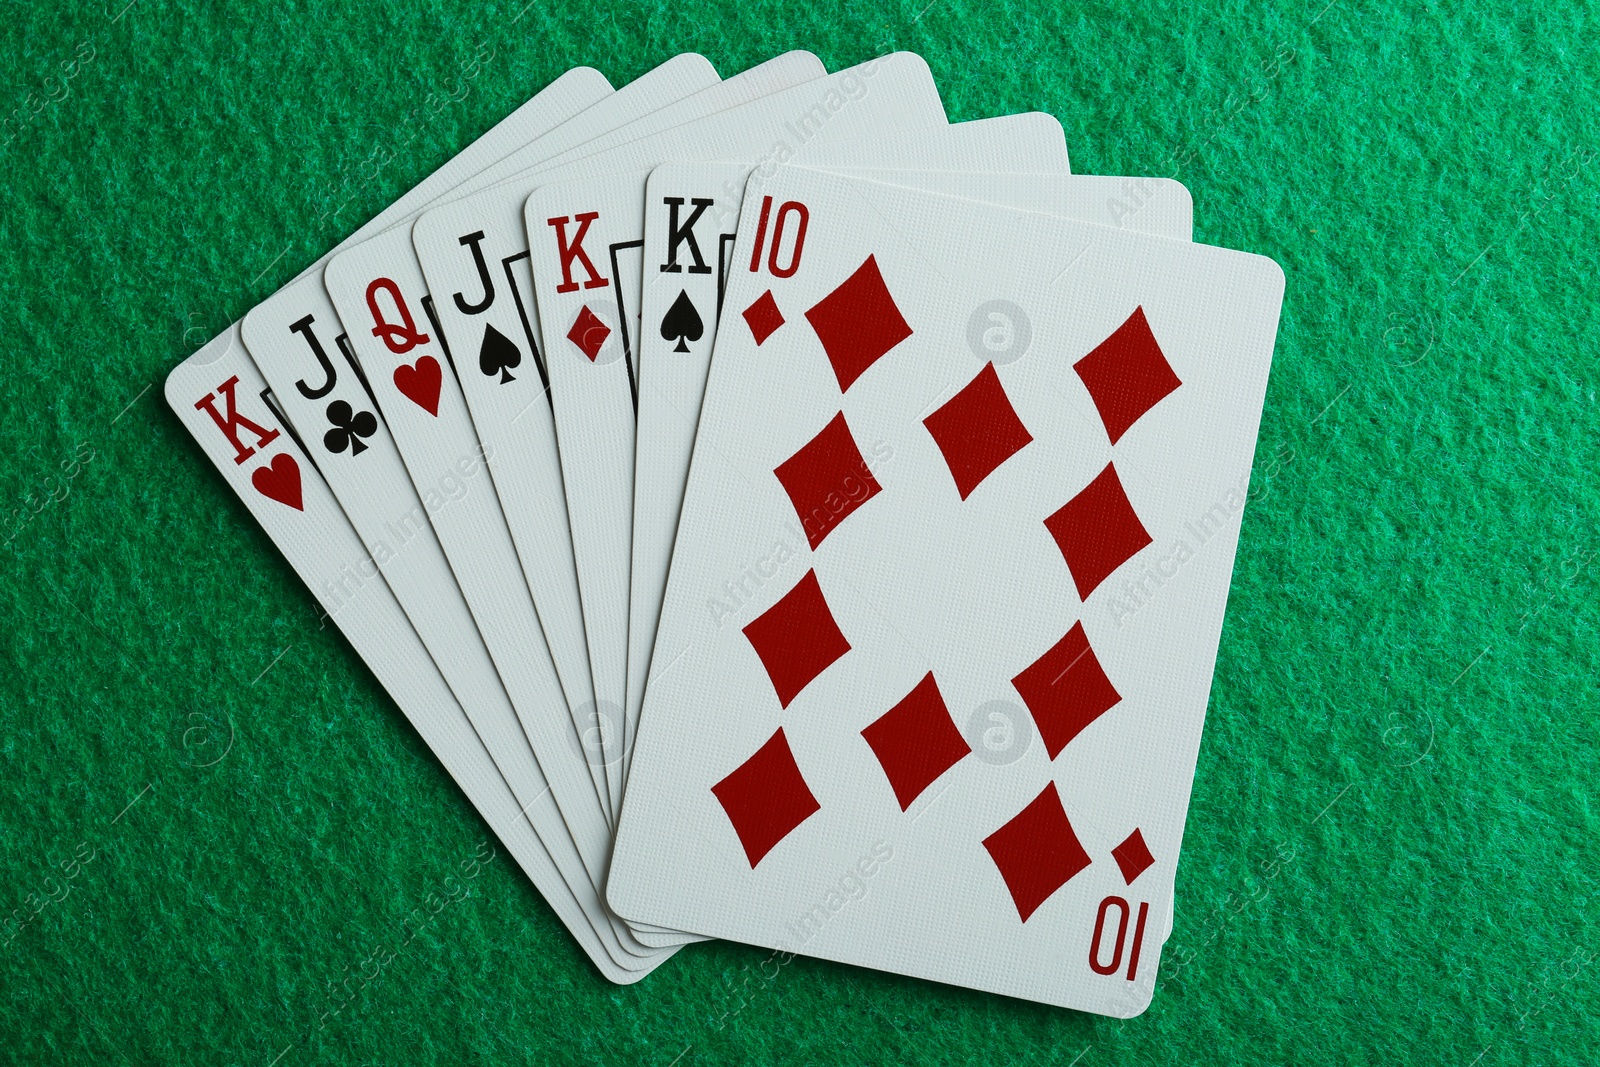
(164, 51, 1283, 1014)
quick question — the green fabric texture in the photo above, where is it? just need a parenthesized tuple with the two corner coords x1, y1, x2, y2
(2, 0, 1597, 1062)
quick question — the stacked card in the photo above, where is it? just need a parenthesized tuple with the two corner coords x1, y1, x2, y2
(167, 51, 1283, 1015)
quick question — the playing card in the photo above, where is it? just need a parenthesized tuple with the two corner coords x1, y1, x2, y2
(239, 58, 735, 966)
(408, 50, 828, 829)
(625, 167, 1195, 812)
(501, 53, 950, 813)
(623, 167, 1191, 954)
(163, 342, 650, 981)
(608, 169, 1284, 1014)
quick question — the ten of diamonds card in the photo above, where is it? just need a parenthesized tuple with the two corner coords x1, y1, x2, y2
(609, 169, 1284, 1015)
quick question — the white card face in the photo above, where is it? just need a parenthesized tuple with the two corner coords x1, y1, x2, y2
(409, 51, 828, 831)
(609, 169, 1284, 1014)
(512, 54, 948, 809)
(625, 166, 1195, 809)
(626, 160, 1153, 957)
(628, 167, 1195, 953)
(162, 342, 651, 983)
(522, 179, 654, 821)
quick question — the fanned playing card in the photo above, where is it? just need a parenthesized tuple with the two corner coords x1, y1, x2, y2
(626, 166, 1195, 951)
(609, 169, 1283, 1014)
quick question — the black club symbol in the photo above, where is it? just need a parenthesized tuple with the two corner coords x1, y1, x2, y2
(323, 400, 377, 456)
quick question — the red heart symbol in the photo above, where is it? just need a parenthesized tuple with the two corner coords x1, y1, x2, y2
(251, 453, 303, 511)
(393, 355, 442, 415)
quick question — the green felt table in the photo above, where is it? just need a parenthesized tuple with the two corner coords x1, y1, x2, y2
(2, 1, 1596, 1063)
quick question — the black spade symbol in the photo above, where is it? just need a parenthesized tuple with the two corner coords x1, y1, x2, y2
(659, 289, 704, 354)
(323, 400, 377, 456)
(478, 323, 521, 384)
